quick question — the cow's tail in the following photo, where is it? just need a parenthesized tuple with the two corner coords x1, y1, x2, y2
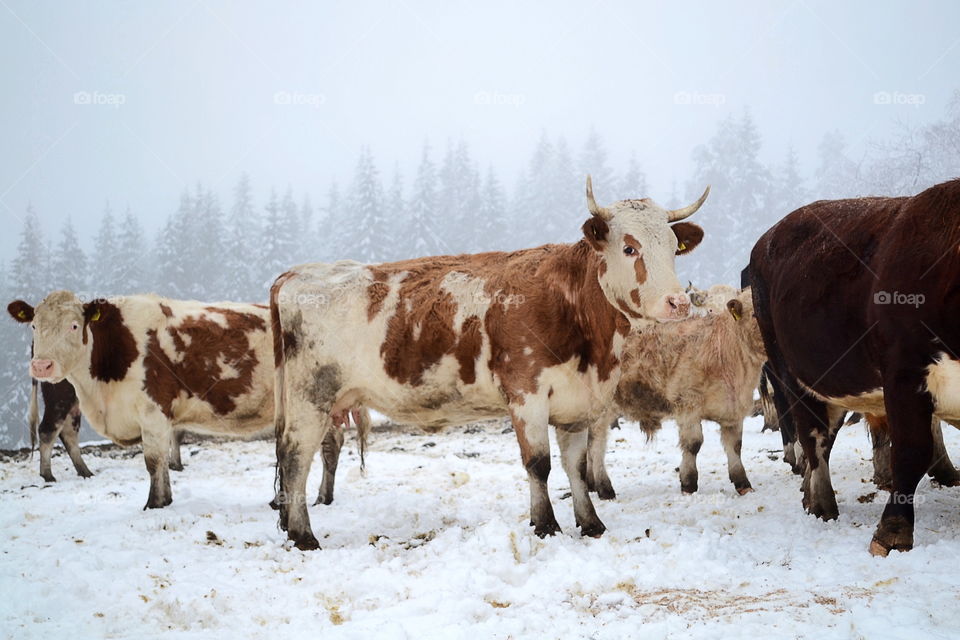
(28, 379, 39, 454)
(355, 408, 370, 475)
(758, 363, 780, 432)
(270, 273, 292, 513)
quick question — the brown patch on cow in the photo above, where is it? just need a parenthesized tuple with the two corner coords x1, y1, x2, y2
(616, 298, 644, 319)
(7, 300, 34, 323)
(582, 217, 609, 250)
(597, 259, 607, 278)
(366, 272, 391, 321)
(253, 303, 268, 309)
(159, 304, 173, 318)
(630, 289, 642, 307)
(143, 307, 265, 418)
(624, 235, 648, 284)
(454, 315, 483, 384)
(82, 301, 138, 383)
(512, 416, 533, 462)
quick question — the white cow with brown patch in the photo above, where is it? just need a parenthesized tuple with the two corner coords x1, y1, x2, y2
(271, 176, 709, 549)
(14, 292, 276, 509)
(587, 288, 766, 497)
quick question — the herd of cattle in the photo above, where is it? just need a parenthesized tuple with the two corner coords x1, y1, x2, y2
(6, 176, 960, 557)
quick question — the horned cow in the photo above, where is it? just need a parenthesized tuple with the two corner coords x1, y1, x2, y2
(271, 177, 708, 550)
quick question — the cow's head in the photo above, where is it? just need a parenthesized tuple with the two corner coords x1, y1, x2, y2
(8, 291, 87, 382)
(582, 176, 706, 324)
(726, 288, 764, 356)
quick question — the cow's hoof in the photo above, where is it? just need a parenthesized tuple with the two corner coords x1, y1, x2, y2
(597, 486, 617, 501)
(680, 483, 698, 495)
(806, 503, 839, 521)
(930, 469, 960, 487)
(291, 533, 321, 551)
(533, 522, 561, 538)
(168, 461, 184, 472)
(41, 473, 56, 483)
(143, 496, 172, 510)
(77, 469, 94, 479)
(873, 477, 893, 492)
(313, 494, 334, 506)
(580, 522, 606, 538)
(735, 483, 754, 496)
(870, 515, 913, 556)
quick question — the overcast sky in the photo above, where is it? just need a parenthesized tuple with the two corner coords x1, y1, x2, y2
(2, 0, 958, 259)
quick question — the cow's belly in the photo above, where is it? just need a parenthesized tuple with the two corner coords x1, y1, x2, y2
(542, 362, 618, 426)
(927, 355, 960, 422)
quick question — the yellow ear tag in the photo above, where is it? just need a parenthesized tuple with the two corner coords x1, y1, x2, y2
(17, 310, 26, 320)
(731, 309, 741, 321)
(678, 241, 686, 251)
(90, 309, 101, 322)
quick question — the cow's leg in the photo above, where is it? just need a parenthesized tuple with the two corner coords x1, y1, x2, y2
(276, 409, 325, 550)
(720, 420, 752, 494)
(37, 417, 60, 483)
(557, 427, 605, 537)
(867, 413, 893, 491)
(586, 417, 617, 500)
(677, 417, 704, 494)
(509, 401, 559, 537)
(140, 416, 173, 509)
(168, 430, 186, 472)
(927, 419, 960, 486)
(798, 403, 843, 520)
(315, 426, 345, 506)
(59, 409, 93, 478)
(871, 367, 935, 556)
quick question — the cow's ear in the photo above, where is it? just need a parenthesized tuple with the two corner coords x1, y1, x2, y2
(582, 217, 609, 250)
(672, 222, 703, 255)
(83, 301, 103, 324)
(7, 300, 34, 323)
(727, 299, 744, 322)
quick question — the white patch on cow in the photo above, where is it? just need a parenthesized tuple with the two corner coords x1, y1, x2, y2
(927, 354, 960, 422)
(806, 385, 885, 415)
(523, 347, 533, 356)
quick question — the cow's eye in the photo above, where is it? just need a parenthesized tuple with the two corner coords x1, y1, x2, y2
(71, 322, 79, 331)
(30, 323, 35, 331)
(623, 245, 637, 256)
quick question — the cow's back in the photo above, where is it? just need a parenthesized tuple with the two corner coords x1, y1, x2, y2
(750, 196, 902, 399)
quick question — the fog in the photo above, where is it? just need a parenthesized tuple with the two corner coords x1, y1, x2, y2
(2, 0, 958, 253)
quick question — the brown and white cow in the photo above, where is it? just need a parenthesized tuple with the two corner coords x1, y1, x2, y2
(751, 178, 960, 554)
(13, 292, 275, 509)
(270, 176, 708, 549)
(587, 287, 766, 498)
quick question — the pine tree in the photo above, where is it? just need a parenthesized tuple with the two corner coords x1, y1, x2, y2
(815, 130, 860, 200)
(154, 190, 194, 298)
(345, 147, 386, 262)
(223, 173, 260, 300)
(192, 185, 226, 298)
(437, 140, 481, 254)
(51, 217, 87, 293)
(259, 188, 286, 286)
(384, 165, 405, 261)
(618, 153, 648, 200)
(401, 142, 444, 259)
(316, 181, 342, 263)
(477, 166, 509, 251)
(579, 128, 616, 196)
(299, 194, 314, 263)
(114, 207, 148, 294)
(514, 132, 556, 246)
(550, 136, 581, 243)
(94, 201, 121, 293)
(10, 204, 46, 299)
(771, 146, 809, 217)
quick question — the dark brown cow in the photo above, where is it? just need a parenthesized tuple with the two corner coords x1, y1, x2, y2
(750, 178, 960, 555)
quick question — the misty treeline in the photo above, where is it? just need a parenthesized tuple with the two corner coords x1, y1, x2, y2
(2, 91, 959, 447)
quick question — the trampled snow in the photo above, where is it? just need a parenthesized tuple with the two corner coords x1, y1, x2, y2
(2, 417, 960, 639)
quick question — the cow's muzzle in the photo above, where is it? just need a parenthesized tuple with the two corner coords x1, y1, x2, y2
(30, 358, 60, 381)
(653, 292, 691, 321)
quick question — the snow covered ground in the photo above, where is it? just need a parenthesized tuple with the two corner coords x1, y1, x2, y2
(3, 416, 960, 639)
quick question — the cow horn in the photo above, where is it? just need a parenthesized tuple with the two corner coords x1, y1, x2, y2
(586, 175, 611, 221)
(668, 185, 711, 222)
